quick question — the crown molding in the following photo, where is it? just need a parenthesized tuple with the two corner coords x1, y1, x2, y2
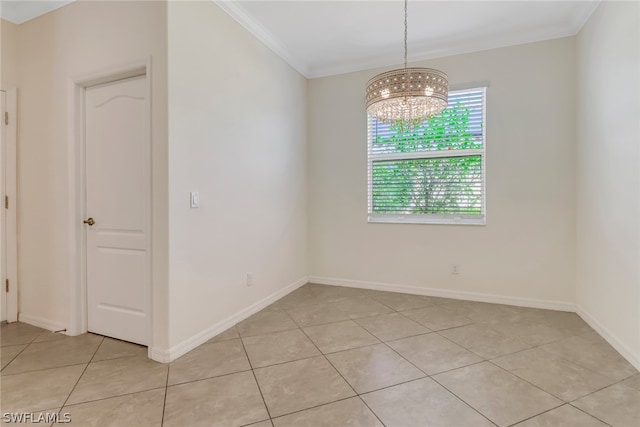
(307, 25, 579, 79)
(214, 0, 601, 80)
(213, 0, 311, 78)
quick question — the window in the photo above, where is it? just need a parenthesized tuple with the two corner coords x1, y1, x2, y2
(367, 87, 486, 225)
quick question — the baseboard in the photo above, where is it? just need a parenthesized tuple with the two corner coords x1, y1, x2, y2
(309, 276, 576, 312)
(18, 313, 66, 332)
(149, 276, 308, 363)
(576, 305, 640, 371)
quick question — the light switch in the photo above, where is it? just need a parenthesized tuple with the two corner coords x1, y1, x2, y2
(190, 191, 199, 208)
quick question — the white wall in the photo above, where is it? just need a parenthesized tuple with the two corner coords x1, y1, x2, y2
(308, 38, 577, 306)
(167, 1, 308, 348)
(12, 1, 170, 348)
(576, 1, 640, 367)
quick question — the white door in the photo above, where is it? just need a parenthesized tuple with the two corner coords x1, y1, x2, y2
(85, 75, 151, 345)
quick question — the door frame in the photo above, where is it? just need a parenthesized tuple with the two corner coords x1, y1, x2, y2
(1, 88, 18, 323)
(67, 59, 152, 344)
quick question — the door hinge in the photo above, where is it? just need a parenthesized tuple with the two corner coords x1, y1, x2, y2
(5, 279, 8, 293)
(4, 112, 7, 125)
(4, 196, 7, 209)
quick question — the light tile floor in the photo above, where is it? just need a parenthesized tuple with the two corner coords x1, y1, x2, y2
(1, 283, 639, 426)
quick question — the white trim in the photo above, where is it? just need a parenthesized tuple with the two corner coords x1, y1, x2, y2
(18, 313, 66, 332)
(576, 305, 640, 371)
(309, 276, 576, 312)
(213, 1, 309, 77)
(368, 214, 485, 226)
(149, 276, 309, 363)
(67, 59, 152, 340)
(1, 88, 18, 323)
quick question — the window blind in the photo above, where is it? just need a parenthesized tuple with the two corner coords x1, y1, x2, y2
(367, 87, 486, 224)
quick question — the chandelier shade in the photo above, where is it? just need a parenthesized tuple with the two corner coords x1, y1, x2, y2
(366, 67, 448, 123)
(365, 0, 448, 123)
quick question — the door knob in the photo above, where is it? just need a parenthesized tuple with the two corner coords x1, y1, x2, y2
(83, 217, 95, 226)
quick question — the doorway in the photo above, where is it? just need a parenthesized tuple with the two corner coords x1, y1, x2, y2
(82, 73, 151, 345)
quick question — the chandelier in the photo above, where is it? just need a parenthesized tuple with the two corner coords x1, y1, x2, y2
(365, 0, 448, 124)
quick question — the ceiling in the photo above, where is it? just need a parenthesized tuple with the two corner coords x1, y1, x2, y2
(2, 0, 600, 78)
(1, 0, 73, 24)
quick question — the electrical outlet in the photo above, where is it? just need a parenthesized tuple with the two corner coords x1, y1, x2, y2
(451, 264, 460, 275)
(246, 272, 253, 287)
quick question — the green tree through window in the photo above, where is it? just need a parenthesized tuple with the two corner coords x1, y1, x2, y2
(368, 88, 486, 224)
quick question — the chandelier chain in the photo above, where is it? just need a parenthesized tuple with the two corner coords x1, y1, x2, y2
(404, 0, 408, 68)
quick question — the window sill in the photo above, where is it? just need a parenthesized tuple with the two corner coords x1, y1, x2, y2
(368, 215, 486, 226)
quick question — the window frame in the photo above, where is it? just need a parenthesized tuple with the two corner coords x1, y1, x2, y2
(367, 86, 487, 226)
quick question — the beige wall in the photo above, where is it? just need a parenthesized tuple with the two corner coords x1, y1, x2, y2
(167, 2, 307, 347)
(1, 18, 19, 88)
(13, 1, 169, 348)
(576, 1, 640, 366)
(308, 38, 577, 305)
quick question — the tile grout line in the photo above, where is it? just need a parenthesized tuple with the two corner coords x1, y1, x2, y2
(427, 374, 500, 427)
(267, 395, 357, 424)
(0, 343, 32, 372)
(294, 322, 389, 425)
(529, 340, 639, 385)
(238, 331, 274, 421)
(282, 300, 386, 355)
(475, 328, 638, 400)
(504, 403, 613, 427)
(567, 403, 614, 427)
(57, 386, 167, 410)
(370, 319, 499, 426)
(0, 328, 75, 373)
(486, 358, 616, 425)
(420, 326, 569, 424)
(356, 297, 498, 426)
(56, 335, 106, 413)
(283, 297, 385, 427)
(487, 355, 618, 404)
(160, 359, 171, 426)
(1, 360, 99, 377)
(162, 366, 254, 388)
(378, 307, 529, 426)
(355, 394, 388, 427)
(50, 338, 168, 413)
(285, 305, 388, 426)
(393, 308, 475, 334)
(364, 329, 433, 344)
(568, 379, 637, 406)
(1, 333, 107, 375)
